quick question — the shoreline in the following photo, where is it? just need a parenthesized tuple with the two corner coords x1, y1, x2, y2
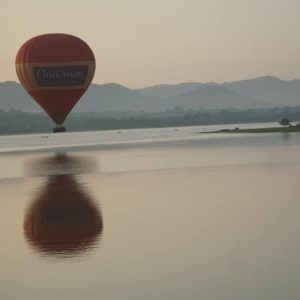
(203, 126, 300, 134)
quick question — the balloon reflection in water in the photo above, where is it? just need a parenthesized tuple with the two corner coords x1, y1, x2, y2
(27, 153, 98, 177)
(24, 154, 103, 258)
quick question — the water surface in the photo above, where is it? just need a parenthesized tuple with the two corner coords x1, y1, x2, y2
(1, 124, 300, 300)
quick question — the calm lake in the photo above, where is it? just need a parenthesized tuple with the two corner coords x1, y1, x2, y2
(1, 123, 300, 300)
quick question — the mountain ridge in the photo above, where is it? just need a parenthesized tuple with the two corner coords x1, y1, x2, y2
(1, 76, 299, 112)
(163, 85, 271, 109)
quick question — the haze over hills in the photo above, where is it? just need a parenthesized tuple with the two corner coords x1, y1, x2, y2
(138, 76, 300, 107)
(0, 76, 299, 113)
(137, 82, 216, 99)
(164, 86, 271, 109)
(0, 81, 37, 111)
(75, 83, 162, 112)
(223, 76, 300, 106)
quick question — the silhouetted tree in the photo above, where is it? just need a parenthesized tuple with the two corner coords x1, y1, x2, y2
(279, 118, 291, 127)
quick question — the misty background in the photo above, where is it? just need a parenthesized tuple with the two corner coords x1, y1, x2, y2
(2, 0, 300, 87)
(1, 76, 300, 133)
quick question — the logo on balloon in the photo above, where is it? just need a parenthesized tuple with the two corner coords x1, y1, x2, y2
(34, 65, 89, 87)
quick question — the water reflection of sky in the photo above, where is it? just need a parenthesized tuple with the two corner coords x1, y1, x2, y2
(24, 154, 103, 259)
(1, 135, 300, 299)
(0, 123, 300, 154)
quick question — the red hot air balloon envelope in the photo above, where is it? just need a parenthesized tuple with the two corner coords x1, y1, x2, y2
(15, 33, 95, 132)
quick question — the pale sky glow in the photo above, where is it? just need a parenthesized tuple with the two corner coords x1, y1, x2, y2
(1, 0, 300, 87)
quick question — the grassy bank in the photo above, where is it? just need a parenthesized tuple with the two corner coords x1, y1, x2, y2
(208, 126, 300, 134)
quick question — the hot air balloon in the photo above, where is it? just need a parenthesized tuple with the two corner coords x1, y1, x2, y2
(15, 33, 96, 132)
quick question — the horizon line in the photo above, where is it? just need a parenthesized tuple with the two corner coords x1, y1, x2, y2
(2, 74, 300, 90)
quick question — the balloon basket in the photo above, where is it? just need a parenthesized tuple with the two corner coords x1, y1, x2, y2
(53, 126, 66, 133)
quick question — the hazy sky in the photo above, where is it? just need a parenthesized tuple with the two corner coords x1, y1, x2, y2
(1, 0, 300, 88)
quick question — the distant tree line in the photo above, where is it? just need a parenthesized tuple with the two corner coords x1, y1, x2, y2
(0, 106, 300, 135)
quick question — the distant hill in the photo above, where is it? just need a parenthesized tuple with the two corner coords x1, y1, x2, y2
(137, 82, 216, 99)
(75, 83, 163, 112)
(1, 76, 300, 113)
(0, 82, 163, 112)
(223, 76, 300, 106)
(0, 81, 39, 111)
(138, 76, 300, 107)
(162, 86, 271, 110)
(138, 76, 300, 106)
